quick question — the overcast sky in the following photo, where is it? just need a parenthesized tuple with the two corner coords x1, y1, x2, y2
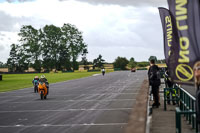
(0, 0, 168, 63)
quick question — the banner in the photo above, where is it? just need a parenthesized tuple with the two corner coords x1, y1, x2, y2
(158, 7, 180, 83)
(158, 7, 177, 67)
(166, 0, 200, 84)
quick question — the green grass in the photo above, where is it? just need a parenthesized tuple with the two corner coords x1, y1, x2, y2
(0, 71, 102, 92)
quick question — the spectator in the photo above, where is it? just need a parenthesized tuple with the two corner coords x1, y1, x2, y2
(148, 59, 161, 108)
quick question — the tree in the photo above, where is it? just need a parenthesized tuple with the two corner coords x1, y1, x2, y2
(0, 61, 7, 68)
(61, 23, 87, 70)
(7, 44, 18, 72)
(113, 57, 129, 70)
(16, 47, 30, 72)
(7, 24, 88, 72)
(58, 44, 71, 71)
(41, 25, 62, 71)
(93, 54, 105, 69)
(7, 44, 30, 72)
(80, 56, 89, 70)
(136, 61, 149, 67)
(157, 59, 165, 64)
(18, 25, 42, 72)
(128, 57, 137, 69)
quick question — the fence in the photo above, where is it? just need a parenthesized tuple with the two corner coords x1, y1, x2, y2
(164, 86, 198, 133)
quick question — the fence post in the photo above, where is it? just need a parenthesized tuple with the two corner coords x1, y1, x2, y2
(176, 109, 181, 133)
(164, 88, 167, 111)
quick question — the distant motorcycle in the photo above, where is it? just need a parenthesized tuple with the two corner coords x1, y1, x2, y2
(102, 69, 105, 76)
(38, 82, 48, 100)
(102, 71, 105, 76)
(131, 68, 136, 72)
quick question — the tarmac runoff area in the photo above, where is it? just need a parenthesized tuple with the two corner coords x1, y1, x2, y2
(0, 71, 148, 133)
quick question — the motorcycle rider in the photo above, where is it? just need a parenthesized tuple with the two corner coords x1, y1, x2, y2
(39, 75, 49, 94)
(32, 76, 39, 93)
(102, 68, 105, 76)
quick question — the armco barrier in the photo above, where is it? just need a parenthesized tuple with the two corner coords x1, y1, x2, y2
(114, 68, 121, 71)
(62, 70, 74, 73)
(87, 70, 100, 72)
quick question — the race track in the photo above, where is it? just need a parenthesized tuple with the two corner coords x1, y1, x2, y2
(0, 71, 147, 133)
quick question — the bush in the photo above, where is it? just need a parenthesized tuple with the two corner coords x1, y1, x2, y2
(113, 57, 129, 70)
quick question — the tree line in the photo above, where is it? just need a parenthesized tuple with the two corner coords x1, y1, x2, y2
(2, 24, 164, 72)
(113, 56, 165, 70)
(7, 24, 87, 72)
(2, 53, 164, 71)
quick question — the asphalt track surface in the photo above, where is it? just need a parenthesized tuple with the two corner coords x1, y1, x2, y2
(0, 71, 147, 133)
(181, 85, 196, 97)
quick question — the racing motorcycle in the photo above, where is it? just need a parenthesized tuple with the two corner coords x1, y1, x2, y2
(38, 81, 48, 100)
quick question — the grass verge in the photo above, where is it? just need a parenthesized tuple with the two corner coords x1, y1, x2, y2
(0, 71, 102, 92)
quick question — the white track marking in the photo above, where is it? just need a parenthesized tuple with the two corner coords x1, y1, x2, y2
(93, 74, 101, 76)
(0, 99, 135, 104)
(0, 123, 127, 128)
(0, 93, 138, 97)
(0, 108, 133, 113)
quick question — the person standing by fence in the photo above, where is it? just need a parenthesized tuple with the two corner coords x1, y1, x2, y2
(148, 59, 161, 108)
(164, 68, 176, 105)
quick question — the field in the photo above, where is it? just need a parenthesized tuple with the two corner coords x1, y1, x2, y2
(0, 71, 105, 92)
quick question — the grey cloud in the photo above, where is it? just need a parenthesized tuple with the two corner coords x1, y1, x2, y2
(0, 32, 6, 36)
(0, 32, 6, 41)
(0, 45, 5, 51)
(0, 11, 19, 32)
(6, 0, 167, 6)
(6, 0, 33, 3)
(85, 7, 163, 49)
(60, 0, 167, 7)
(0, 11, 33, 32)
(0, 10, 49, 32)
(84, 6, 165, 61)
(6, 0, 13, 2)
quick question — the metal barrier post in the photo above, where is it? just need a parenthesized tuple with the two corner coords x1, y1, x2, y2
(186, 95, 189, 121)
(183, 93, 186, 117)
(196, 119, 199, 133)
(176, 87, 180, 105)
(192, 100, 195, 129)
(164, 88, 167, 111)
(176, 108, 181, 133)
(180, 90, 183, 110)
(189, 98, 191, 124)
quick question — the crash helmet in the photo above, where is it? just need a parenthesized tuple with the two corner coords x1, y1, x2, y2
(41, 75, 45, 79)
